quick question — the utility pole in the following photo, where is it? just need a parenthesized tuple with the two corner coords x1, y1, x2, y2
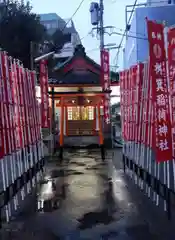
(90, 1, 116, 151)
(90, 1, 105, 51)
(99, 0, 104, 51)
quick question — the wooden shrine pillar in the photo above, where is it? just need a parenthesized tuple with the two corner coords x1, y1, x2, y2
(59, 96, 64, 159)
(51, 87, 56, 153)
(97, 104, 105, 161)
(97, 104, 103, 145)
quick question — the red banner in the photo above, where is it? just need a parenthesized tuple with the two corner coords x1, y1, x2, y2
(119, 70, 125, 140)
(0, 51, 13, 155)
(25, 69, 34, 145)
(128, 68, 132, 141)
(101, 50, 110, 124)
(147, 19, 172, 162)
(0, 49, 42, 156)
(0, 52, 4, 158)
(101, 50, 110, 90)
(136, 63, 144, 144)
(167, 27, 175, 157)
(120, 70, 129, 141)
(40, 60, 49, 128)
(30, 71, 39, 143)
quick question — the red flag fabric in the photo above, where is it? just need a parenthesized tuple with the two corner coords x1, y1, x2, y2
(147, 19, 172, 162)
(167, 27, 175, 158)
(120, 70, 130, 141)
(136, 63, 144, 144)
(119, 70, 125, 140)
(101, 50, 110, 124)
(0, 52, 12, 155)
(40, 60, 49, 128)
(0, 52, 5, 158)
(0, 49, 41, 158)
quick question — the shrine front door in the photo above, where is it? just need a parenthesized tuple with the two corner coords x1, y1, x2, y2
(66, 106, 96, 136)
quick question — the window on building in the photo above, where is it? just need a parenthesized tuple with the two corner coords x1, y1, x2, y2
(67, 107, 80, 120)
(88, 106, 94, 120)
(51, 22, 57, 28)
(67, 106, 94, 120)
(45, 23, 51, 29)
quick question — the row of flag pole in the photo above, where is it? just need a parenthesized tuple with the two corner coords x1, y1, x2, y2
(120, 19, 175, 210)
(0, 51, 45, 223)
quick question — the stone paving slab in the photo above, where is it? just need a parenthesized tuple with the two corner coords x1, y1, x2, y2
(0, 149, 175, 239)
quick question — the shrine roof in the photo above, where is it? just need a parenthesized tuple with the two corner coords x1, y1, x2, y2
(53, 44, 100, 71)
(50, 44, 119, 85)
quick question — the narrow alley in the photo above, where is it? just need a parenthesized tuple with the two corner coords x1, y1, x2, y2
(1, 0, 175, 239)
(0, 149, 174, 240)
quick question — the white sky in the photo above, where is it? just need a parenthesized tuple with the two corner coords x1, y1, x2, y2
(29, 0, 146, 103)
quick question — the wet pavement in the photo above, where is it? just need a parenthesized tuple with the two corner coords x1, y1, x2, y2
(0, 149, 175, 239)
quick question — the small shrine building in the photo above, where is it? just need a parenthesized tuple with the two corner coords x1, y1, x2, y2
(48, 44, 119, 149)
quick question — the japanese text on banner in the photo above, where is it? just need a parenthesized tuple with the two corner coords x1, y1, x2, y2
(40, 60, 49, 128)
(147, 19, 172, 162)
(167, 27, 175, 157)
(101, 50, 110, 124)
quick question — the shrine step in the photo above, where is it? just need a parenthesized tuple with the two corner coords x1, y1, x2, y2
(64, 136, 99, 147)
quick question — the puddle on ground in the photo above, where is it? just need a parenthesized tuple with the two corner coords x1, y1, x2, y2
(101, 231, 120, 239)
(76, 180, 116, 230)
(36, 175, 67, 213)
(69, 161, 86, 166)
(51, 169, 65, 178)
(86, 166, 99, 170)
(98, 173, 109, 181)
(77, 209, 115, 229)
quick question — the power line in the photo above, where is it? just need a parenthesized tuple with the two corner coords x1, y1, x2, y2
(113, 0, 138, 66)
(86, 47, 99, 53)
(109, 26, 146, 37)
(80, 31, 92, 41)
(61, 0, 86, 32)
(105, 30, 147, 40)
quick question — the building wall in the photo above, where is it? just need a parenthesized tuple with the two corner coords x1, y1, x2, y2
(147, 0, 172, 6)
(41, 19, 59, 30)
(39, 13, 81, 58)
(123, 12, 137, 69)
(124, 4, 175, 68)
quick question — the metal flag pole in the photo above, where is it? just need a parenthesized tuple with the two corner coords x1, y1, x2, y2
(164, 24, 174, 194)
(13, 59, 25, 201)
(133, 66, 138, 184)
(134, 64, 139, 185)
(136, 63, 143, 187)
(9, 56, 18, 210)
(163, 24, 171, 211)
(11, 59, 20, 208)
(140, 61, 147, 190)
(31, 71, 39, 186)
(26, 69, 33, 194)
(145, 60, 151, 196)
(143, 61, 148, 193)
(148, 73, 153, 199)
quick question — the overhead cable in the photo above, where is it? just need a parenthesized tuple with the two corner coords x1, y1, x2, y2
(61, 0, 86, 32)
(113, 0, 138, 66)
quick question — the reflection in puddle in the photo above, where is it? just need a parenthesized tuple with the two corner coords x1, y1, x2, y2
(77, 179, 116, 229)
(37, 170, 67, 213)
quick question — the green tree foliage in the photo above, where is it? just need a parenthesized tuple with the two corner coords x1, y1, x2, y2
(0, 0, 47, 68)
(50, 29, 71, 52)
(0, 0, 73, 72)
